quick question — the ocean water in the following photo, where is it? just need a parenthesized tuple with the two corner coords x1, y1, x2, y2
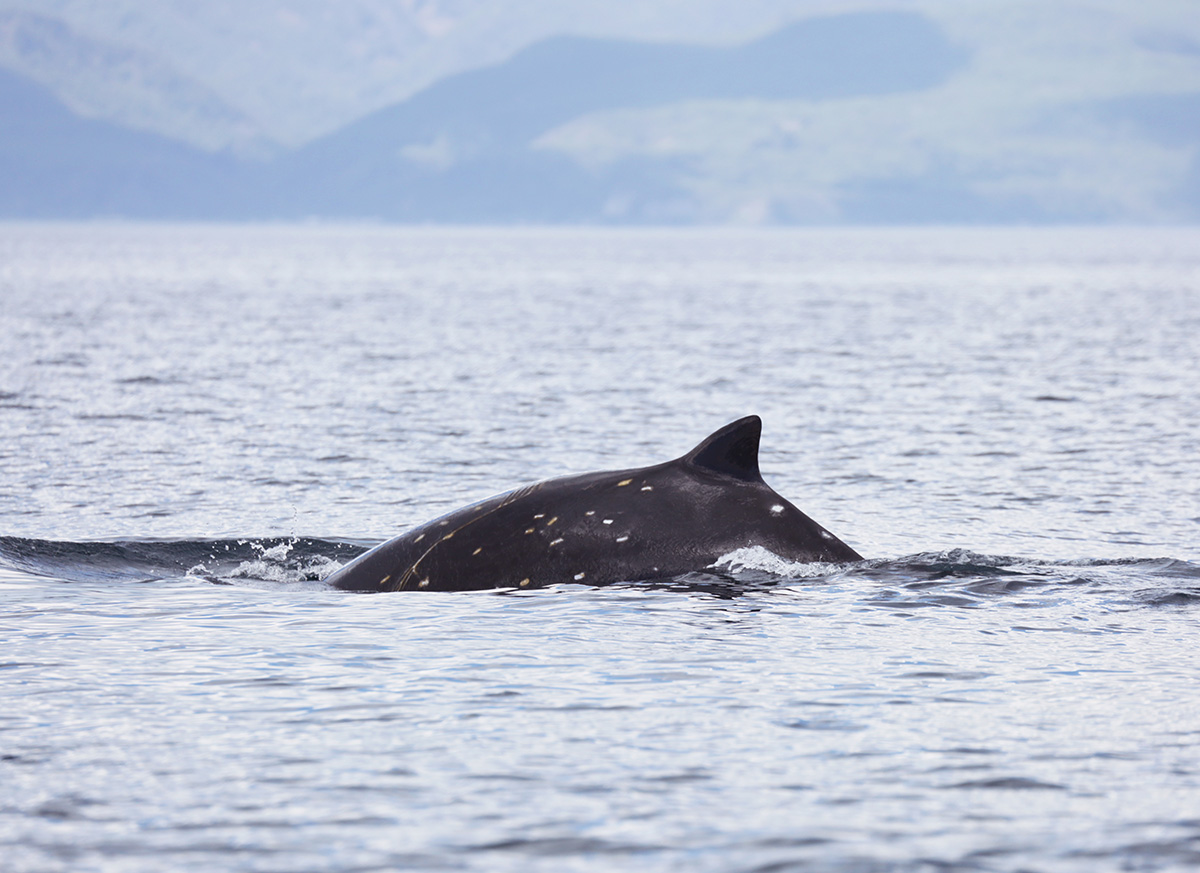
(1, 223, 1199, 872)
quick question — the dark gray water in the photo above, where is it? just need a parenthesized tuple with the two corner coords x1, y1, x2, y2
(2, 224, 1199, 872)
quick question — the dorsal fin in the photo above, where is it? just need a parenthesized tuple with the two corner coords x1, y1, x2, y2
(681, 415, 763, 482)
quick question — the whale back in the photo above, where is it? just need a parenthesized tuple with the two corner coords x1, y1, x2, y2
(327, 416, 860, 591)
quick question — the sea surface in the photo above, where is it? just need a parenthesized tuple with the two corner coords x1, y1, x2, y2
(2, 223, 1199, 872)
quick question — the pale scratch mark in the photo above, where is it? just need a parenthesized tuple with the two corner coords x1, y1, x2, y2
(525, 528, 535, 535)
(472, 547, 482, 555)
(414, 533, 425, 543)
(617, 479, 632, 487)
(546, 516, 558, 526)
(616, 536, 629, 543)
(379, 575, 391, 587)
(640, 485, 653, 491)
(549, 538, 563, 546)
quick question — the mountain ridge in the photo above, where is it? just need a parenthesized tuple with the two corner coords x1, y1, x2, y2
(272, 10, 967, 220)
(0, 67, 251, 218)
(2, 4, 1197, 223)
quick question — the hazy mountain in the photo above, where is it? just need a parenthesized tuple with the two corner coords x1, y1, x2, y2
(534, 1, 1200, 222)
(1098, 92, 1200, 216)
(0, 67, 248, 218)
(0, 9, 268, 153)
(272, 10, 965, 220)
(1, 0, 867, 149)
(1, 0, 1198, 223)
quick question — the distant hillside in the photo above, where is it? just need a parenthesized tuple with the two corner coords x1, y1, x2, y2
(271, 10, 965, 220)
(0, 0, 891, 150)
(0, 9, 267, 153)
(2, 3, 1198, 224)
(1099, 92, 1200, 215)
(0, 67, 248, 218)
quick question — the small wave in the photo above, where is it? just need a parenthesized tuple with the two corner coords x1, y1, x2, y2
(2, 535, 1196, 607)
(849, 553, 1200, 610)
(0, 535, 366, 586)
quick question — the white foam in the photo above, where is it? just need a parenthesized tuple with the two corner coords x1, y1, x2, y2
(231, 559, 305, 584)
(226, 538, 342, 586)
(256, 541, 295, 562)
(712, 546, 841, 578)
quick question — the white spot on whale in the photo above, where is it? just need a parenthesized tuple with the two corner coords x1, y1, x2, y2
(770, 504, 784, 515)
(617, 479, 632, 487)
(418, 578, 431, 588)
(641, 485, 653, 491)
(472, 547, 482, 555)
(549, 538, 563, 546)
(519, 578, 531, 587)
(616, 535, 629, 543)
(534, 513, 545, 519)
(585, 510, 595, 516)
(574, 572, 586, 580)
(414, 533, 425, 543)
(525, 528, 535, 534)
(602, 519, 613, 525)
(820, 530, 833, 540)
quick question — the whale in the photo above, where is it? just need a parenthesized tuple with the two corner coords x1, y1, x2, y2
(326, 415, 861, 592)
